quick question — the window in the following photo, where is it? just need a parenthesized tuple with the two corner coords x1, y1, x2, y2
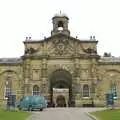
(111, 81, 117, 99)
(4, 78, 12, 99)
(58, 21, 64, 31)
(83, 84, 90, 98)
(32, 85, 40, 96)
(58, 21, 64, 27)
(4, 87, 12, 99)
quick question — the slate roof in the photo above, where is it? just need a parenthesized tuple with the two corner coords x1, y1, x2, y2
(0, 58, 22, 64)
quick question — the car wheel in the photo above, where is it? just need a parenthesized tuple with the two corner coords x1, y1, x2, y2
(28, 107, 32, 111)
(40, 108, 43, 111)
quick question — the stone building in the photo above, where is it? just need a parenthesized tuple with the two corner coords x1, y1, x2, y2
(0, 13, 120, 107)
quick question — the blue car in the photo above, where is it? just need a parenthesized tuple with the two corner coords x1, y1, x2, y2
(18, 96, 47, 111)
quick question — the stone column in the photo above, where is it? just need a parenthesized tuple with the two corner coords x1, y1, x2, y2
(72, 77, 81, 107)
(41, 58, 49, 98)
(90, 59, 98, 105)
(72, 58, 80, 107)
(24, 84, 31, 96)
(23, 59, 31, 96)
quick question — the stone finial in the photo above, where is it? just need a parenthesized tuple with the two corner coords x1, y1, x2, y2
(93, 36, 95, 39)
(26, 37, 28, 40)
(90, 36, 92, 39)
(44, 36, 46, 39)
(29, 37, 31, 40)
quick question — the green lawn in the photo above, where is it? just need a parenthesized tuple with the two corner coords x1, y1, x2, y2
(91, 109, 120, 120)
(0, 109, 31, 120)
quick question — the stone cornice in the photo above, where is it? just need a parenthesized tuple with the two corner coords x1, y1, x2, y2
(23, 33, 98, 44)
(22, 54, 100, 60)
(98, 62, 120, 65)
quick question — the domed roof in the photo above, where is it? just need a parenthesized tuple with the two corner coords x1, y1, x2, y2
(53, 11, 69, 19)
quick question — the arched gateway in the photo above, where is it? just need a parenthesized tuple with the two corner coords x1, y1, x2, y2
(49, 69, 73, 107)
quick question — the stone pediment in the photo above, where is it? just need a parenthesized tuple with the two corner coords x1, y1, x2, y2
(46, 34, 79, 56)
(23, 33, 98, 58)
(46, 34, 97, 57)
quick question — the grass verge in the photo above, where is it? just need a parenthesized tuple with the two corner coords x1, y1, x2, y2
(91, 109, 120, 120)
(0, 109, 31, 120)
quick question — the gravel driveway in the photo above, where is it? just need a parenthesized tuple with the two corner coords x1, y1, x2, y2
(26, 108, 104, 120)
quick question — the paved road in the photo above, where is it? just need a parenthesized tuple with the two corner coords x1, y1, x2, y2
(26, 108, 104, 120)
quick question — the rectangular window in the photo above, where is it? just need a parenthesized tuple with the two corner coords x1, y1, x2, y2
(32, 91, 40, 96)
(4, 87, 12, 99)
(83, 84, 90, 98)
(32, 85, 40, 96)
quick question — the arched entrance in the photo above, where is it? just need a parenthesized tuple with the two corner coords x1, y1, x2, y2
(49, 69, 73, 107)
(56, 95, 66, 107)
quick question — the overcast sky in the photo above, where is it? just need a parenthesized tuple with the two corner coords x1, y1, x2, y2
(0, 0, 120, 58)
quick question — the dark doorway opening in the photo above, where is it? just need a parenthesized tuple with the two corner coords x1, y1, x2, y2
(56, 95, 66, 107)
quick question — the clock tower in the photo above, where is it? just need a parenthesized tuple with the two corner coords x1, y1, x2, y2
(51, 12, 70, 36)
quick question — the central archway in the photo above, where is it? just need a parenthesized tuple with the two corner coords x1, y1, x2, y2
(49, 69, 73, 107)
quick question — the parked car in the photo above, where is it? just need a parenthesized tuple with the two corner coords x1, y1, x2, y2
(17, 95, 47, 111)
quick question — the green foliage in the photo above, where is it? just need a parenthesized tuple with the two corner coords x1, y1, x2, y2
(0, 109, 31, 120)
(91, 109, 120, 120)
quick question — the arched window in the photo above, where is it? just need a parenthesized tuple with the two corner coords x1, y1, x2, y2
(32, 85, 40, 96)
(4, 77, 12, 98)
(57, 21, 64, 31)
(83, 84, 90, 98)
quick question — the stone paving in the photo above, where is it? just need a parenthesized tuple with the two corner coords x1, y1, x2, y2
(26, 108, 105, 120)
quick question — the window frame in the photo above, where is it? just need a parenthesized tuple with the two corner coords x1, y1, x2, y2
(82, 84, 90, 98)
(4, 87, 12, 99)
(32, 85, 40, 96)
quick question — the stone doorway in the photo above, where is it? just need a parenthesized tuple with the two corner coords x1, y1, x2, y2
(53, 88, 69, 107)
(49, 69, 73, 107)
(56, 95, 66, 107)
